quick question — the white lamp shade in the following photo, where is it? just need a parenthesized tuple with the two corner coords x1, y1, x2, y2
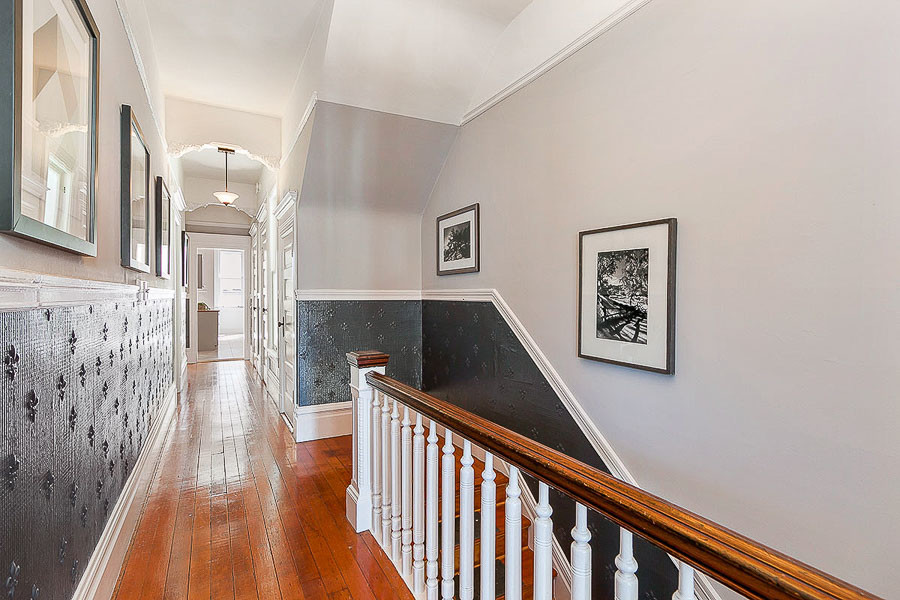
(213, 190, 239, 206)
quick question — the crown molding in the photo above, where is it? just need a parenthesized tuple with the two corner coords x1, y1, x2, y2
(460, 0, 654, 125)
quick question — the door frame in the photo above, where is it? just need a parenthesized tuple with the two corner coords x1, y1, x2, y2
(185, 232, 252, 364)
(274, 191, 297, 425)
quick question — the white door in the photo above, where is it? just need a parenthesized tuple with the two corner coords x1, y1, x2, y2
(277, 213, 296, 425)
(250, 232, 260, 372)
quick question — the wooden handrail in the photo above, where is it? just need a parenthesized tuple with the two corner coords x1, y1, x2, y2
(366, 372, 882, 600)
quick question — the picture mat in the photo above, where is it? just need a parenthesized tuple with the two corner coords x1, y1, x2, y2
(580, 222, 670, 369)
(438, 208, 477, 271)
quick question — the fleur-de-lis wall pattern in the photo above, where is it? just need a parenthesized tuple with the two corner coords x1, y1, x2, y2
(0, 299, 173, 599)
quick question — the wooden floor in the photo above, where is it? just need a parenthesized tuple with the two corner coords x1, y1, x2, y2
(113, 360, 414, 600)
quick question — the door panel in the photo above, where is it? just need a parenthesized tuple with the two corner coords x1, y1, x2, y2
(277, 215, 295, 425)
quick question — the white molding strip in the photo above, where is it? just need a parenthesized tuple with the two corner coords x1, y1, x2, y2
(295, 289, 423, 301)
(281, 93, 318, 168)
(423, 288, 722, 600)
(72, 382, 177, 600)
(460, 0, 653, 125)
(294, 401, 352, 442)
(0, 268, 176, 309)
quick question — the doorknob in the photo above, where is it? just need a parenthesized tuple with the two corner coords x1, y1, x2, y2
(278, 320, 285, 328)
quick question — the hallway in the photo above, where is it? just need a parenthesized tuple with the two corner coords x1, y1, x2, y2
(113, 361, 413, 600)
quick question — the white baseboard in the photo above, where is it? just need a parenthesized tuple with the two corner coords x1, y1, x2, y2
(294, 401, 352, 442)
(71, 382, 177, 600)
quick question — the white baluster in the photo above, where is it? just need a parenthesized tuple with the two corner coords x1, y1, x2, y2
(381, 394, 392, 548)
(371, 391, 382, 545)
(571, 503, 592, 600)
(345, 353, 385, 532)
(413, 413, 426, 594)
(534, 482, 554, 600)
(426, 420, 440, 600)
(672, 561, 695, 600)
(480, 452, 496, 600)
(615, 528, 638, 600)
(401, 406, 413, 578)
(505, 466, 522, 600)
(459, 441, 475, 600)
(441, 430, 456, 600)
(391, 399, 402, 563)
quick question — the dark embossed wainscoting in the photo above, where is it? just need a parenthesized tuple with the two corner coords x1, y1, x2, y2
(421, 300, 676, 600)
(0, 299, 173, 600)
(296, 300, 422, 406)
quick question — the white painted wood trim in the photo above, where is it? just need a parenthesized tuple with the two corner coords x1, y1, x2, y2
(460, 0, 654, 125)
(294, 401, 353, 442)
(71, 382, 177, 600)
(0, 267, 175, 309)
(296, 289, 423, 301)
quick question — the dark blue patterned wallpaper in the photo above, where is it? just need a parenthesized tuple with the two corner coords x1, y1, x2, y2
(0, 299, 173, 600)
(296, 300, 421, 407)
(421, 300, 676, 600)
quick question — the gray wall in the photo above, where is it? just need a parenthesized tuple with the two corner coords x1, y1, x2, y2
(0, 0, 173, 289)
(420, 0, 900, 596)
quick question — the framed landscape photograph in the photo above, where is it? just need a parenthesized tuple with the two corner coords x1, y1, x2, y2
(155, 176, 171, 279)
(578, 218, 676, 374)
(436, 203, 479, 275)
(0, 0, 100, 255)
(120, 104, 151, 272)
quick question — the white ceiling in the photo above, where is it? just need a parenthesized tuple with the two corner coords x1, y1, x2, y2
(143, 0, 535, 120)
(144, 0, 323, 116)
(180, 147, 265, 184)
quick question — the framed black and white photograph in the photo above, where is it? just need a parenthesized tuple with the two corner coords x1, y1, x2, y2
(578, 218, 676, 374)
(436, 203, 479, 275)
(120, 104, 151, 272)
(0, 0, 100, 255)
(155, 176, 171, 279)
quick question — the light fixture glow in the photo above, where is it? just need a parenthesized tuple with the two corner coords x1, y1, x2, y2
(214, 147, 239, 206)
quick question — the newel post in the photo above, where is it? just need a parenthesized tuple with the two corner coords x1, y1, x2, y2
(346, 351, 390, 532)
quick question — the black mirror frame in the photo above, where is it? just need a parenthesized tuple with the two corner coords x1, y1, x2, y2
(120, 104, 151, 273)
(0, 0, 100, 255)
(155, 176, 172, 279)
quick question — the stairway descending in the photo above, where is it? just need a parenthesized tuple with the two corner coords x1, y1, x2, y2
(445, 447, 539, 600)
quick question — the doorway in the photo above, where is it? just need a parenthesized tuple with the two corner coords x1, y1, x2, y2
(196, 248, 246, 362)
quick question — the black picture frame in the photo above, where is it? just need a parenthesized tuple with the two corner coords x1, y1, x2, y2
(0, 0, 100, 255)
(154, 176, 171, 279)
(120, 104, 151, 273)
(436, 203, 480, 275)
(577, 218, 677, 374)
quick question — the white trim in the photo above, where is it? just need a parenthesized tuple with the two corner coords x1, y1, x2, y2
(294, 401, 352, 442)
(295, 289, 423, 301)
(275, 190, 298, 220)
(72, 382, 177, 600)
(113, 0, 166, 151)
(0, 268, 177, 309)
(423, 289, 722, 600)
(460, 0, 654, 125)
(281, 93, 318, 167)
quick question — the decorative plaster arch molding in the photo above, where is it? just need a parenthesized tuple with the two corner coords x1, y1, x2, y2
(168, 141, 279, 173)
(184, 201, 257, 220)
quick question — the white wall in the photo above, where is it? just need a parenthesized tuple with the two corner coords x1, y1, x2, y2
(420, 0, 900, 597)
(166, 97, 282, 167)
(0, 0, 172, 288)
(296, 102, 457, 291)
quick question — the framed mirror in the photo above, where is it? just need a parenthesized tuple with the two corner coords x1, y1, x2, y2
(181, 231, 190, 288)
(0, 0, 100, 255)
(120, 104, 151, 272)
(155, 176, 171, 279)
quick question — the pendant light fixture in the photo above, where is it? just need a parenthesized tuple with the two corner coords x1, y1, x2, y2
(213, 147, 239, 206)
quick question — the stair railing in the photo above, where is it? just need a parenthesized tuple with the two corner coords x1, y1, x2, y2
(345, 351, 882, 600)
